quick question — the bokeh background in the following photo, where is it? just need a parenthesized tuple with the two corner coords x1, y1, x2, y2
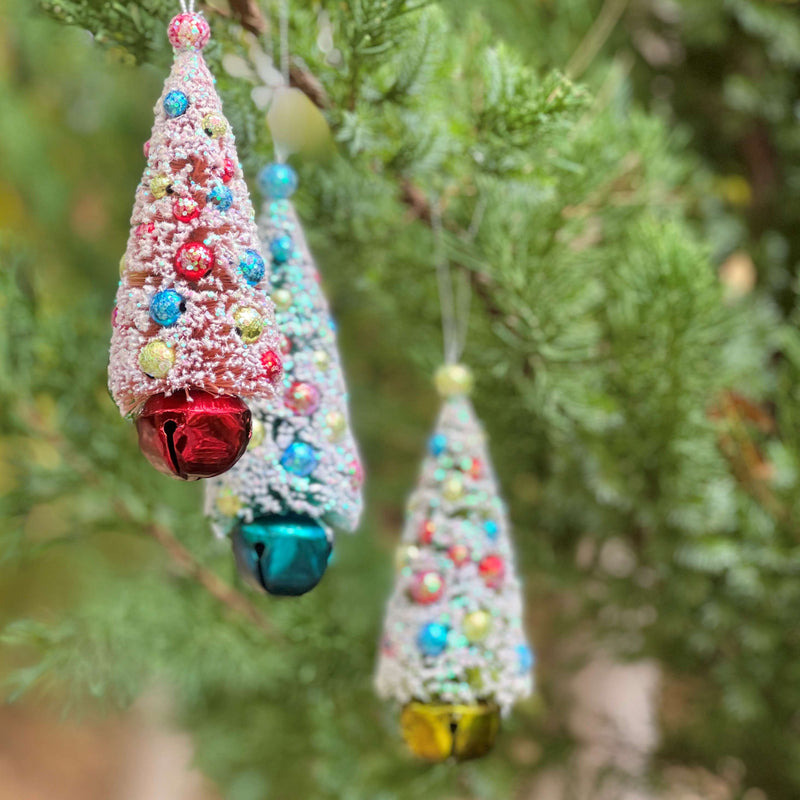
(1, 1, 800, 798)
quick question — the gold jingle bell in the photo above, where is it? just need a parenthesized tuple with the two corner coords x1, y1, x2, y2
(400, 701, 500, 762)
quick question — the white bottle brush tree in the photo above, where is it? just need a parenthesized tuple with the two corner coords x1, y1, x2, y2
(109, 4, 280, 480)
(205, 161, 363, 597)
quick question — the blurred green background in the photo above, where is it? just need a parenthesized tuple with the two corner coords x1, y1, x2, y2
(1, 1, 800, 798)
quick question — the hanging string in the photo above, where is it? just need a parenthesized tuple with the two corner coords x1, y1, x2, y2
(431, 197, 484, 366)
(179, 0, 195, 14)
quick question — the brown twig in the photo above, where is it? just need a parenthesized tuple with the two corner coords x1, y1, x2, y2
(226, 0, 267, 35)
(148, 523, 277, 637)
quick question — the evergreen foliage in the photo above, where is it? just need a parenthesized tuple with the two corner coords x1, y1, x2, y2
(1, 0, 799, 797)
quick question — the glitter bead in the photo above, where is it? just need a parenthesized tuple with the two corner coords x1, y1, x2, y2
(324, 410, 346, 442)
(173, 196, 200, 222)
(434, 363, 474, 397)
(442, 476, 464, 502)
(248, 417, 266, 450)
(280, 441, 318, 477)
(409, 570, 445, 604)
(149, 174, 172, 199)
(312, 350, 330, 371)
(135, 221, 155, 238)
(468, 458, 483, 479)
(168, 12, 211, 50)
(174, 241, 214, 281)
(273, 288, 292, 311)
(163, 90, 189, 118)
(285, 381, 320, 415)
(483, 520, 498, 539)
(258, 162, 298, 199)
(279, 335, 292, 354)
(233, 307, 263, 343)
(149, 289, 185, 326)
(395, 544, 421, 571)
(517, 643, 534, 674)
(417, 622, 449, 656)
(448, 544, 470, 566)
(138, 340, 174, 378)
(269, 235, 293, 264)
(221, 158, 235, 184)
(202, 113, 227, 138)
(478, 554, 505, 588)
(207, 183, 233, 211)
(419, 519, 436, 545)
(463, 610, 491, 642)
(429, 433, 447, 456)
(239, 249, 265, 286)
(260, 350, 283, 382)
(216, 490, 242, 517)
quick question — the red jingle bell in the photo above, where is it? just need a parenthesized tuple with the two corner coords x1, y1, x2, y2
(135, 390, 251, 480)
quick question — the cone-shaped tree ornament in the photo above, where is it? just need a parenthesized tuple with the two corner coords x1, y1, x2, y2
(375, 365, 533, 761)
(109, 9, 281, 481)
(205, 163, 363, 597)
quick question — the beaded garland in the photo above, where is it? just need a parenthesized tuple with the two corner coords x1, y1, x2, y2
(205, 164, 363, 540)
(374, 394, 533, 713)
(109, 11, 279, 418)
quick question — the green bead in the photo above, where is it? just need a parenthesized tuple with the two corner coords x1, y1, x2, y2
(232, 514, 331, 597)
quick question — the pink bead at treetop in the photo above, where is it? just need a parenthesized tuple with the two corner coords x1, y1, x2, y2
(168, 13, 211, 51)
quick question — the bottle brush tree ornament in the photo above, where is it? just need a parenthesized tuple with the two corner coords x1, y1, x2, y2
(205, 163, 363, 597)
(109, 6, 280, 480)
(375, 365, 533, 762)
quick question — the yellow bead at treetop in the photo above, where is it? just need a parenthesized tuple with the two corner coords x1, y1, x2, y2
(434, 363, 474, 397)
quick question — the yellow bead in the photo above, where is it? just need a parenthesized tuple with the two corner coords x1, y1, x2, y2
(233, 307, 263, 343)
(138, 340, 174, 378)
(463, 610, 491, 642)
(313, 349, 330, 370)
(149, 174, 171, 199)
(216, 491, 242, 517)
(202, 112, 227, 138)
(442, 476, 464, 502)
(248, 417, 265, 449)
(394, 544, 420, 571)
(273, 289, 292, 311)
(324, 410, 346, 442)
(434, 363, 474, 397)
(400, 702, 500, 763)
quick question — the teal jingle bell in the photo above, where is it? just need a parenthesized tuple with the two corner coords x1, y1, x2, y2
(232, 514, 332, 597)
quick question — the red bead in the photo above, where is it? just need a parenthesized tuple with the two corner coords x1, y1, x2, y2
(448, 544, 470, 566)
(279, 334, 292, 354)
(174, 241, 214, 281)
(111, 307, 118, 327)
(349, 458, 364, 488)
(284, 381, 320, 415)
(168, 12, 211, 50)
(173, 196, 200, 222)
(419, 520, 436, 545)
(408, 570, 445, 604)
(135, 390, 251, 480)
(260, 350, 283, 382)
(135, 221, 155, 238)
(478, 554, 506, 588)
(221, 158, 235, 184)
(468, 458, 483, 479)
(143, 139, 151, 159)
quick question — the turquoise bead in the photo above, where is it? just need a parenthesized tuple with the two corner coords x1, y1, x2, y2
(281, 441, 318, 476)
(149, 289, 185, 326)
(417, 622, 449, 656)
(270, 235, 293, 264)
(429, 434, 447, 456)
(232, 514, 332, 597)
(239, 249, 265, 286)
(207, 184, 233, 211)
(258, 162, 298, 199)
(516, 643, 534, 674)
(164, 90, 189, 118)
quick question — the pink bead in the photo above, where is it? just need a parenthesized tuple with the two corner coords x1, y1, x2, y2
(479, 554, 506, 588)
(173, 196, 200, 223)
(419, 520, 435, 545)
(448, 544, 470, 566)
(221, 158, 235, 184)
(168, 13, 211, 51)
(409, 570, 445, 605)
(284, 381, 320, 415)
(143, 139, 151, 159)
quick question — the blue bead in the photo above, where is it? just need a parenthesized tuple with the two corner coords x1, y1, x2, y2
(149, 289, 185, 326)
(483, 520, 498, 539)
(417, 622, 449, 656)
(207, 184, 233, 211)
(270, 235, 293, 264)
(232, 514, 331, 597)
(239, 249, 265, 286)
(258, 162, 298, 199)
(516, 643, 535, 674)
(429, 434, 447, 456)
(281, 441, 318, 476)
(163, 90, 189, 118)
